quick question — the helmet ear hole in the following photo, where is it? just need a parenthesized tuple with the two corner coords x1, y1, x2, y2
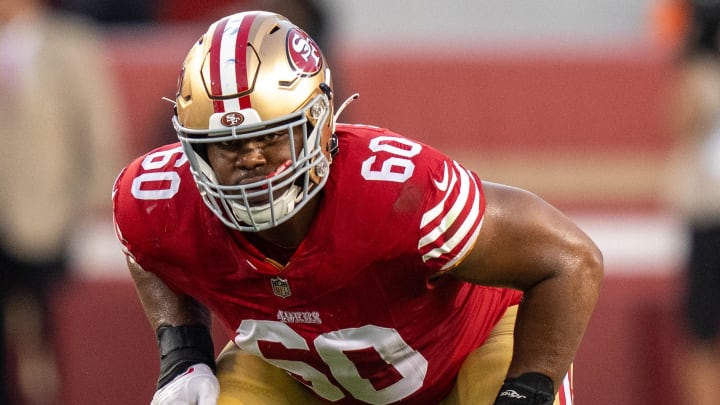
(194, 144, 209, 163)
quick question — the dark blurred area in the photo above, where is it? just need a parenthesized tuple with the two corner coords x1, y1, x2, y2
(683, 0, 720, 54)
(667, 1, 720, 404)
(1, 0, 125, 403)
(49, 0, 328, 45)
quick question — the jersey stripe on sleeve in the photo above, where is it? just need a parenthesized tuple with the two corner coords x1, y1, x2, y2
(418, 160, 484, 271)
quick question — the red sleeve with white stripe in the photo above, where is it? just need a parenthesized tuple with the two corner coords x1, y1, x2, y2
(417, 158, 486, 273)
(558, 367, 574, 405)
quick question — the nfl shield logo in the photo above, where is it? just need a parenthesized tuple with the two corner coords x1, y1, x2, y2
(270, 277, 292, 298)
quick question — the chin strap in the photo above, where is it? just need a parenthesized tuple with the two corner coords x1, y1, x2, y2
(229, 185, 302, 229)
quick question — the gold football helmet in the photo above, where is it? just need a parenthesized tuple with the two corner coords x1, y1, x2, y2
(174, 11, 340, 231)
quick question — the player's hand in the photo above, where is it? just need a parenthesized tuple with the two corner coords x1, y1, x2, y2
(493, 373, 554, 405)
(150, 363, 219, 405)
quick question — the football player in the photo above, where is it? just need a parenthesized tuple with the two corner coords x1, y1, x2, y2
(112, 10, 603, 405)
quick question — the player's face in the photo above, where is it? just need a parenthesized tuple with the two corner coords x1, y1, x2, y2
(206, 128, 301, 204)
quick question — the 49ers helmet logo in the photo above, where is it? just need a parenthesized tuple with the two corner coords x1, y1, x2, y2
(220, 112, 245, 127)
(286, 28, 322, 76)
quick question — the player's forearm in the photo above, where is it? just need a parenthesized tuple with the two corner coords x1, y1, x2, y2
(507, 249, 602, 390)
(150, 297, 212, 331)
(127, 256, 212, 330)
(126, 256, 217, 393)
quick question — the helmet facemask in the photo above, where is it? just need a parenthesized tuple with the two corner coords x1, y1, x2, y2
(176, 92, 333, 232)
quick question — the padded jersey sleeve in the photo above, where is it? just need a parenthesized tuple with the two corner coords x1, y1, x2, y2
(112, 143, 191, 262)
(333, 125, 486, 277)
(111, 166, 132, 257)
(112, 155, 148, 259)
(414, 150, 486, 274)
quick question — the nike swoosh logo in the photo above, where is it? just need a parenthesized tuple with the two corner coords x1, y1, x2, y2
(433, 161, 449, 191)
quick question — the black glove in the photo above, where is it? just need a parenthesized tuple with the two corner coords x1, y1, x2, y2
(156, 325, 216, 389)
(493, 372, 555, 405)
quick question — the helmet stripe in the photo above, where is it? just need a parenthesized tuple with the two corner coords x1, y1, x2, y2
(209, 13, 257, 113)
(234, 14, 256, 110)
(209, 17, 229, 112)
(218, 15, 241, 112)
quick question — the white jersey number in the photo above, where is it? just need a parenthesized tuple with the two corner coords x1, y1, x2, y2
(361, 136, 422, 183)
(130, 146, 188, 200)
(235, 320, 428, 404)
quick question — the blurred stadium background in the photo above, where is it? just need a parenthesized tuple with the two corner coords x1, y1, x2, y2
(42, 0, 688, 403)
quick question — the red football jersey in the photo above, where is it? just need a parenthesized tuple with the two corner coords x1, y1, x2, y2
(113, 124, 522, 405)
